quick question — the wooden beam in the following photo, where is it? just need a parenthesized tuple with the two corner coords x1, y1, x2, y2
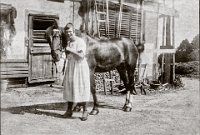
(144, 49, 176, 53)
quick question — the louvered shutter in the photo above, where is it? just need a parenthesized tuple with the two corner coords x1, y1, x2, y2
(120, 6, 141, 42)
(99, 2, 141, 42)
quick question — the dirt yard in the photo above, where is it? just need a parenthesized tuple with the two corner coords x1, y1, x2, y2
(1, 77, 199, 135)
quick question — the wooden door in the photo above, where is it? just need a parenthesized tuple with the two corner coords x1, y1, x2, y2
(28, 14, 58, 83)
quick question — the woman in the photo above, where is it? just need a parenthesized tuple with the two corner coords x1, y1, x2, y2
(62, 23, 90, 121)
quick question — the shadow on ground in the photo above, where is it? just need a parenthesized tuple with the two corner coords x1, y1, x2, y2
(1, 101, 122, 118)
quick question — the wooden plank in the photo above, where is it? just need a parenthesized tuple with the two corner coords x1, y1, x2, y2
(97, 20, 106, 22)
(33, 43, 49, 47)
(97, 11, 106, 14)
(144, 49, 176, 53)
(1, 71, 28, 74)
(1, 63, 28, 67)
(30, 47, 51, 54)
(1, 68, 28, 71)
(33, 39, 47, 43)
(1, 74, 29, 79)
(28, 78, 55, 84)
(0, 59, 28, 63)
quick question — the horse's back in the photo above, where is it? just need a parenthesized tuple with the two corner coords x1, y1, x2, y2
(110, 37, 139, 66)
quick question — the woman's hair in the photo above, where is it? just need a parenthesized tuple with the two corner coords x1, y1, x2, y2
(64, 23, 74, 31)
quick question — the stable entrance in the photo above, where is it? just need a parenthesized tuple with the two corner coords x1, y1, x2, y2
(28, 14, 58, 83)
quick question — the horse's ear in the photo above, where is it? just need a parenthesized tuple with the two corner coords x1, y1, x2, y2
(45, 26, 53, 44)
(45, 26, 52, 37)
(61, 29, 68, 48)
(52, 20, 59, 29)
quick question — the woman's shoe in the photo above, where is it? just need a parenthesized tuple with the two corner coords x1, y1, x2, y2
(81, 111, 89, 121)
(62, 110, 73, 118)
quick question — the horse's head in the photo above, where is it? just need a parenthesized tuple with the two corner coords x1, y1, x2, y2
(45, 25, 65, 62)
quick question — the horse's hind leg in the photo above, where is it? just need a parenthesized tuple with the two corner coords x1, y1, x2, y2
(116, 63, 130, 110)
(127, 67, 137, 95)
(122, 64, 137, 112)
(89, 69, 99, 115)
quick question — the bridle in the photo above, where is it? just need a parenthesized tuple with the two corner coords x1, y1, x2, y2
(50, 29, 64, 62)
(51, 29, 63, 51)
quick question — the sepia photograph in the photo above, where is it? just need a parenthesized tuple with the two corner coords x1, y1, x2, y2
(1, 0, 199, 135)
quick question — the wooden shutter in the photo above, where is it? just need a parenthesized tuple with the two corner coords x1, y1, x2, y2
(120, 5, 141, 42)
(99, 2, 141, 42)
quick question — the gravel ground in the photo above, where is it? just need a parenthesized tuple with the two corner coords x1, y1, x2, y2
(1, 77, 199, 135)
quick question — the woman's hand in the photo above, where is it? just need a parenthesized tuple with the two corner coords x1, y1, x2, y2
(65, 47, 84, 61)
(65, 47, 73, 52)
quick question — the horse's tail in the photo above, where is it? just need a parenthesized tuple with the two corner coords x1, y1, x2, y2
(135, 41, 145, 53)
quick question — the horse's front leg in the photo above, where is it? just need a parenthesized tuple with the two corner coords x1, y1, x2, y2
(89, 70, 99, 115)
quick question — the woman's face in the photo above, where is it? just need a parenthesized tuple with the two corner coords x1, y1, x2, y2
(65, 27, 75, 40)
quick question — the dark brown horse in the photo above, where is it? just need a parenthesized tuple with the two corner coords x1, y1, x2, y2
(45, 24, 145, 115)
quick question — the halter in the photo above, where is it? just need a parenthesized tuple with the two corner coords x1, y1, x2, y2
(51, 29, 63, 51)
(50, 29, 64, 62)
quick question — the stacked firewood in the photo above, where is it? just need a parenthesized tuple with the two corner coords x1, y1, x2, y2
(94, 70, 121, 91)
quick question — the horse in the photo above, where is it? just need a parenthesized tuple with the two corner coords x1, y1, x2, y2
(45, 24, 145, 115)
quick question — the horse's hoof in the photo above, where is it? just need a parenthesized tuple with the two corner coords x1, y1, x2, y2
(80, 111, 89, 121)
(89, 109, 99, 115)
(132, 89, 137, 95)
(122, 105, 127, 110)
(73, 106, 81, 112)
(124, 107, 132, 112)
(140, 86, 146, 95)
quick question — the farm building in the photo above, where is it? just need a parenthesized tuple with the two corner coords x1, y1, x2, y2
(0, 0, 178, 89)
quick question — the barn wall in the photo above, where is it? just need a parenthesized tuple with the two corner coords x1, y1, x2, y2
(1, 0, 82, 59)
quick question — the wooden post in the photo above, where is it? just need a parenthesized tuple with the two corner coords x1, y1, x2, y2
(162, 0, 166, 46)
(136, 1, 140, 81)
(166, 16, 171, 46)
(140, 0, 144, 43)
(164, 15, 172, 83)
(85, 0, 90, 33)
(73, 1, 74, 25)
(153, 3, 160, 81)
(135, 1, 139, 44)
(128, 8, 133, 39)
(109, 71, 113, 95)
(103, 73, 107, 95)
(161, 53, 165, 83)
(117, 0, 123, 37)
(172, 0, 175, 82)
(106, 0, 109, 37)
